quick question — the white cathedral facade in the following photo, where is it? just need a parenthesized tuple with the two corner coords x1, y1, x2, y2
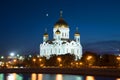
(40, 12, 82, 60)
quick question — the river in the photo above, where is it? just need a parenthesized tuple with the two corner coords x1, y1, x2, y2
(0, 73, 120, 80)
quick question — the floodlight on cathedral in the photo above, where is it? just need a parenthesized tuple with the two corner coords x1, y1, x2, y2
(40, 11, 82, 60)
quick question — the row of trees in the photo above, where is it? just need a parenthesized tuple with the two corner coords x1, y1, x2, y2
(16, 52, 120, 68)
(81, 51, 119, 67)
(0, 51, 120, 68)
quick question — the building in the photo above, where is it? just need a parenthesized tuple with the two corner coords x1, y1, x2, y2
(40, 11, 82, 60)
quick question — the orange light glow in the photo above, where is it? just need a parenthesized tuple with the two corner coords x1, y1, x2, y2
(87, 56, 92, 60)
(33, 59, 36, 62)
(57, 57, 61, 62)
(31, 73, 37, 80)
(116, 78, 120, 80)
(56, 74, 63, 80)
(38, 74, 43, 80)
(86, 76, 95, 80)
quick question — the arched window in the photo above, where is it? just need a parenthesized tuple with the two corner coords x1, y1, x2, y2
(51, 49, 52, 54)
(62, 33, 64, 37)
(71, 49, 74, 54)
(44, 50, 46, 54)
(72, 43, 74, 45)
(67, 48, 68, 53)
(59, 49, 60, 53)
(77, 49, 79, 53)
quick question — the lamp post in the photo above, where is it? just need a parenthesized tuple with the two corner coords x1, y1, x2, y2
(86, 56, 93, 67)
(117, 56, 120, 67)
(33, 58, 36, 68)
(39, 58, 43, 67)
(57, 57, 62, 67)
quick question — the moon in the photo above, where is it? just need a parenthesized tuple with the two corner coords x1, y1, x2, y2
(46, 13, 48, 16)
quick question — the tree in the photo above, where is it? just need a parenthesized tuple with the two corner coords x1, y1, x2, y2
(81, 51, 99, 66)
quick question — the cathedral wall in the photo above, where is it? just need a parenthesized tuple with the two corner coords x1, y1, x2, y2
(40, 41, 82, 59)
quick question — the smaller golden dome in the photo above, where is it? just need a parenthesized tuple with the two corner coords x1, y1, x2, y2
(74, 27, 80, 36)
(55, 29, 61, 34)
(43, 33, 48, 37)
(74, 32, 80, 36)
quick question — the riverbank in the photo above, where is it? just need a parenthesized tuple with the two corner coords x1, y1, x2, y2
(0, 68, 120, 77)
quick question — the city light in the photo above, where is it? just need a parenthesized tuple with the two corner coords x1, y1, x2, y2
(87, 56, 92, 60)
(10, 52, 15, 57)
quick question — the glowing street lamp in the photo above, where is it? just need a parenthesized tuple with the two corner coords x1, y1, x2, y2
(1, 56, 4, 59)
(33, 58, 36, 68)
(33, 58, 36, 62)
(57, 57, 62, 67)
(39, 59, 42, 62)
(87, 56, 92, 61)
(13, 59, 17, 63)
(10, 52, 15, 57)
(57, 57, 61, 62)
(117, 56, 120, 67)
(117, 57, 120, 60)
(86, 55, 93, 66)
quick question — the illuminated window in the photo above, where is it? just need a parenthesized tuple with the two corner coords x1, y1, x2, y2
(44, 50, 46, 54)
(71, 49, 74, 53)
(51, 49, 52, 53)
(67, 49, 68, 53)
(62, 33, 64, 37)
(77, 49, 79, 53)
(59, 49, 60, 53)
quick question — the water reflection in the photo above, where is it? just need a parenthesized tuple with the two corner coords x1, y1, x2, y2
(86, 76, 95, 80)
(7, 73, 23, 80)
(31, 73, 37, 80)
(116, 78, 120, 80)
(0, 73, 119, 80)
(56, 74, 63, 80)
(38, 74, 43, 80)
(7, 73, 16, 80)
(0, 74, 4, 80)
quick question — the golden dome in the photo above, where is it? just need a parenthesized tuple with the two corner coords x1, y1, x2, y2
(55, 29, 61, 34)
(43, 33, 48, 37)
(54, 18, 68, 28)
(74, 32, 80, 36)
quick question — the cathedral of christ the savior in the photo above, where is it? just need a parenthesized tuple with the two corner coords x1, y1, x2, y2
(40, 11, 82, 60)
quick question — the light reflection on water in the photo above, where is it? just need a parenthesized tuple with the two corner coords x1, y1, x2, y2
(38, 74, 43, 80)
(7, 73, 16, 80)
(0, 73, 119, 80)
(7, 73, 23, 80)
(86, 76, 95, 80)
(31, 73, 37, 80)
(56, 74, 63, 80)
(116, 78, 120, 80)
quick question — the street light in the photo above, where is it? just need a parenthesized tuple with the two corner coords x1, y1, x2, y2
(33, 58, 36, 62)
(87, 56, 92, 60)
(57, 57, 62, 67)
(10, 52, 15, 58)
(33, 58, 36, 68)
(117, 56, 120, 67)
(39, 58, 42, 62)
(86, 55, 93, 66)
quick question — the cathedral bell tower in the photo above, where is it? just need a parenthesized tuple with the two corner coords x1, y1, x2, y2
(74, 27, 80, 43)
(43, 29, 49, 42)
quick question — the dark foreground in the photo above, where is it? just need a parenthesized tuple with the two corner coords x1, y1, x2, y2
(0, 68, 120, 77)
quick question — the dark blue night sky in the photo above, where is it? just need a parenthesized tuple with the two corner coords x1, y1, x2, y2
(0, 0, 120, 55)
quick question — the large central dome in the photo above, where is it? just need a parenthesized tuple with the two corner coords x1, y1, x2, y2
(54, 18, 69, 28)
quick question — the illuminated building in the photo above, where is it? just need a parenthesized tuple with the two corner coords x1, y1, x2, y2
(40, 11, 82, 60)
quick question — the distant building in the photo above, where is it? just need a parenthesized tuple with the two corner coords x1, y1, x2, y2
(40, 11, 82, 60)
